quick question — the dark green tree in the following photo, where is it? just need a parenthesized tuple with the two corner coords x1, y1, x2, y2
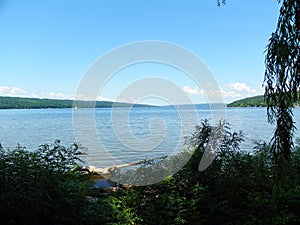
(265, 0, 299, 167)
(264, 0, 299, 223)
(219, 0, 299, 222)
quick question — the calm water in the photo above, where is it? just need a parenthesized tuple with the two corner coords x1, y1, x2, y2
(1, 106, 299, 167)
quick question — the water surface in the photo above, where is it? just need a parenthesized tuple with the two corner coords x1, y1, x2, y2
(1, 106, 299, 167)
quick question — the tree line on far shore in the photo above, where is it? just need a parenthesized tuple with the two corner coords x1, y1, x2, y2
(0, 96, 151, 109)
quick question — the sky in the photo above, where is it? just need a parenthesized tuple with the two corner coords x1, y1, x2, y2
(0, 0, 281, 105)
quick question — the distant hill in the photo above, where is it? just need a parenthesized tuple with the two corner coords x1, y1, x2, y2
(0, 96, 152, 109)
(228, 93, 300, 107)
(227, 95, 266, 107)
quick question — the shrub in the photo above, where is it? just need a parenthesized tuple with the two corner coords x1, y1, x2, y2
(0, 141, 92, 225)
(105, 120, 284, 224)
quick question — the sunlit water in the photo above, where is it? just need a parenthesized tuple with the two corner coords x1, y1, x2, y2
(0, 106, 299, 167)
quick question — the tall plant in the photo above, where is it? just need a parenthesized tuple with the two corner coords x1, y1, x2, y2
(264, 0, 299, 222)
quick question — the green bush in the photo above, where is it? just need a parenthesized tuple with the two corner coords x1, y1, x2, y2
(104, 120, 299, 225)
(0, 141, 92, 225)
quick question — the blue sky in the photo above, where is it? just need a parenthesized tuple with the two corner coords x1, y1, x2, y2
(0, 0, 281, 104)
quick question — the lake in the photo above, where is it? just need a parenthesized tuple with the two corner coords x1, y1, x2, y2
(1, 106, 299, 167)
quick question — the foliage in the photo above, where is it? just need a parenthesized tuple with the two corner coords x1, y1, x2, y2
(217, 0, 226, 7)
(1, 123, 300, 225)
(102, 121, 299, 225)
(0, 96, 151, 109)
(0, 141, 93, 225)
(1, 1, 300, 225)
(264, 0, 299, 116)
(227, 95, 267, 107)
(263, 0, 300, 222)
(0, 141, 147, 225)
(227, 94, 300, 108)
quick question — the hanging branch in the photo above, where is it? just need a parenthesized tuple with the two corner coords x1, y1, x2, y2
(264, 0, 299, 222)
(217, 0, 226, 7)
(264, 0, 299, 165)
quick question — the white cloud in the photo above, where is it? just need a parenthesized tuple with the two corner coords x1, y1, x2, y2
(0, 86, 127, 103)
(74, 94, 92, 101)
(0, 86, 74, 100)
(228, 82, 256, 93)
(31, 93, 40, 98)
(197, 89, 240, 102)
(221, 82, 264, 102)
(43, 92, 71, 99)
(182, 86, 201, 95)
(97, 96, 114, 102)
(0, 86, 10, 93)
(10, 87, 27, 95)
(181, 82, 264, 103)
(182, 85, 227, 98)
(0, 86, 27, 96)
(74, 94, 114, 102)
(220, 90, 242, 98)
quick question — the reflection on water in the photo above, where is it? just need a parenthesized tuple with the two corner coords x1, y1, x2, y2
(0, 106, 299, 167)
